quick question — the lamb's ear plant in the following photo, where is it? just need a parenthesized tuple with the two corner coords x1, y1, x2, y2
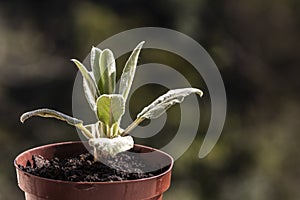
(20, 41, 203, 160)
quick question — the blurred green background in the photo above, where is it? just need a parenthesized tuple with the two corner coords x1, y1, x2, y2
(1, 0, 299, 199)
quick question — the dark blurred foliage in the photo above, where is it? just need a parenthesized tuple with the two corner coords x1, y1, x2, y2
(0, 0, 299, 199)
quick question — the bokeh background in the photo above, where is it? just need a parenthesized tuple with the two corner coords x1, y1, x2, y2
(1, 0, 299, 199)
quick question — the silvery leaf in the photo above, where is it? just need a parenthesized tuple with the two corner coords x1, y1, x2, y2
(20, 108, 82, 125)
(82, 73, 97, 111)
(119, 41, 144, 102)
(99, 49, 116, 94)
(20, 108, 93, 139)
(137, 88, 203, 119)
(71, 59, 99, 110)
(89, 136, 134, 158)
(90, 47, 102, 87)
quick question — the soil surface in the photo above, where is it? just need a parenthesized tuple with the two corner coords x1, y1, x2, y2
(19, 151, 167, 182)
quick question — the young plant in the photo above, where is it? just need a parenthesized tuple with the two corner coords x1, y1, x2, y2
(20, 41, 203, 160)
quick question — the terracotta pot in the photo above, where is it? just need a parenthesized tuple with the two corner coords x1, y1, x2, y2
(14, 141, 173, 200)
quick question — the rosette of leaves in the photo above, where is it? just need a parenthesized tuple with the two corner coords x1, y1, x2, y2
(20, 41, 203, 160)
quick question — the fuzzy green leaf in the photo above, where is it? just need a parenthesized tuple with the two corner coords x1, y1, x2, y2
(20, 108, 93, 139)
(137, 88, 203, 119)
(20, 108, 82, 125)
(119, 41, 144, 102)
(82, 73, 98, 110)
(99, 49, 116, 94)
(90, 47, 102, 86)
(96, 94, 125, 126)
(71, 59, 99, 110)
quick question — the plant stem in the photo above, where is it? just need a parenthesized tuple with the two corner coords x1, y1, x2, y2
(122, 118, 145, 136)
(75, 123, 93, 139)
(93, 147, 98, 161)
(76, 124, 99, 161)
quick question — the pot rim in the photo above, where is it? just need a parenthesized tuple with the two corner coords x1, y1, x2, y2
(14, 141, 174, 185)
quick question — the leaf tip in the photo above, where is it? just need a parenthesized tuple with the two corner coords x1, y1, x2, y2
(20, 113, 28, 123)
(70, 58, 77, 63)
(137, 41, 145, 48)
(102, 48, 114, 54)
(198, 90, 204, 97)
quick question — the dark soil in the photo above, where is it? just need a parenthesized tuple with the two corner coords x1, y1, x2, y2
(18, 151, 167, 182)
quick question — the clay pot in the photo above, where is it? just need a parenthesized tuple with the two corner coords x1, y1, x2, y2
(14, 141, 173, 200)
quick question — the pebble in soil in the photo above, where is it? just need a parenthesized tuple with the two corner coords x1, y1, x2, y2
(18, 151, 167, 182)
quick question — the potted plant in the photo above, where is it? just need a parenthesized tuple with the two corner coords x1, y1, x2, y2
(14, 41, 203, 200)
